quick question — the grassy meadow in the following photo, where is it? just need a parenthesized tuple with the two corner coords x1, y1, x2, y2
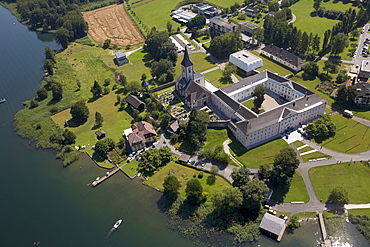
(249, 51, 294, 76)
(271, 172, 310, 203)
(309, 162, 370, 204)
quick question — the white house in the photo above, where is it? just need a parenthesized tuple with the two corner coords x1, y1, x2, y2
(261, 44, 306, 72)
(229, 50, 263, 74)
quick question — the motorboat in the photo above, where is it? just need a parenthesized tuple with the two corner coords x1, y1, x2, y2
(0, 98, 6, 103)
(113, 219, 122, 229)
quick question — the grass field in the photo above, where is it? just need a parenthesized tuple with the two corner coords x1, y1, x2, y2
(249, 51, 294, 76)
(321, 0, 358, 11)
(202, 128, 228, 151)
(348, 209, 370, 217)
(316, 113, 370, 153)
(204, 69, 232, 89)
(52, 92, 133, 155)
(121, 159, 139, 177)
(241, 99, 254, 109)
(120, 49, 152, 82)
(293, 140, 305, 148)
(290, 0, 340, 42)
(271, 172, 310, 203)
(144, 161, 231, 197)
(175, 53, 217, 78)
(309, 162, 370, 203)
(230, 138, 290, 168)
(301, 151, 332, 162)
(299, 146, 315, 153)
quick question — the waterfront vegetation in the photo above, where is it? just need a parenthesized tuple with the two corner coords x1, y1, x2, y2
(309, 162, 370, 204)
(324, 210, 347, 240)
(145, 161, 230, 198)
(349, 209, 370, 217)
(349, 214, 370, 241)
(271, 172, 310, 203)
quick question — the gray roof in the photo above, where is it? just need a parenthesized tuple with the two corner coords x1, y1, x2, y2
(262, 44, 306, 68)
(141, 80, 149, 88)
(245, 7, 260, 14)
(126, 94, 145, 109)
(181, 47, 193, 67)
(259, 213, 286, 236)
(355, 83, 370, 97)
(178, 153, 191, 163)
(222, 71, 268, 94)
(210, 17, 237, 29)
(185, 80, 210, 103)
(115, 51, 126, 60)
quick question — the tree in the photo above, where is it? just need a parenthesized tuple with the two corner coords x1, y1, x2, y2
(186, 15, 206, 29)
(270, 147, 299, 186)
(336, 70, 350, 84)
(55, 28, 70, 49)
(145, 30, 177, 63)
(51, 82, 63, 100)
(124, 81, 141, 94)
(62, 129, 76, 144)
(166, 21, 172, 34)
(163, 175, 181, 203)
(95, 112, 104, 127)
(141, 73, 147, 82)
(252, 84, 266, 109)
(45, 46, 55, 62)
(185, 178, 203, 204)
(350, 29, 360, 40)
(70, 101, 89, 124)
(240, 179, 268, 211)
(254, 28, 264, 44)
(150, 59, 175, 83)
(44, 59, 54, 75)
(94, 138, 115, 157)
(322, 29, 331, 50)
(211, 187, 243, 213)
(268, 1, 280, 11)
(209, 32, 243, 59)
(103, 39, 111, 49)
(159, 112, 171, 128)
(303, 61, 319, 80)
(231, 167, 251, 187)
(36, 87, 48, 101)
(313, 0, 322, 10)
(327, 186, 349, 204)
(323, 60, 339, 75)
(91, 80, 102, 98)
(330, 33, 349, 55)
(222, 63, 237, 83)
(335, 85, 357, 106)
(139, 147, 172, 173)
(119, 74, 127, 86)
(259, 163, 272, 179)
(185, 109, 210, 148)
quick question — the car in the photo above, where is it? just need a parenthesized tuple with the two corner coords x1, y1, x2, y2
(268, 209, 277, 215)
(201, 163, 205, 167)
(283, 216, 289, 221)
(191, 160, 195, 165)
(279, 214, 285, 219)
(264, 205, 271, 210)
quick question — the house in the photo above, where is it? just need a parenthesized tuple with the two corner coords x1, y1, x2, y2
(141, 80, 149, 88)
(178, 153, 191, 163)
(115, 51, 129, 66)
(358, 60, 370, 79)
(95, 130, 106, 139)
(229, 50, 263, 75)
(171, 10, 197, 24)
(192, 3, 220, 17)
(238, 21, 260, 36)
(176, 47, 212, 108)
(209, 17, 237, 35)
(259, 213, 286, 241)
(125, 121, 157, 153)
(126, 94, 146, 111)
(245, 7, 260, 17)
(261, 44, 306, 72)
(354, 83, 370, 105)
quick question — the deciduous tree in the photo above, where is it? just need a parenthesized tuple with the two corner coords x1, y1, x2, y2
(327, 186, 349, 204)
(231, 167, 251, 187)
(70, 101, 89, 124)
(185, 178, 203, 205)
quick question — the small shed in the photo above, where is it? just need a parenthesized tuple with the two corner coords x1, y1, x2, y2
(259, 213, 286, 241)
(168, 120, 180, 133)
(95, 130, 106, 139)
(115, 51, 129, 66)
(178, 154, 190, 164)
(142, 80, 149, 88)
(126, 94, 146, 111)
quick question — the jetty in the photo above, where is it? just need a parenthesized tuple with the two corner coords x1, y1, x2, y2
(318, 213, 332, 247)
(92, 167, 121, 187)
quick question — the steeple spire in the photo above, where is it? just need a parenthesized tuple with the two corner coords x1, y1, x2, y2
(181, 46, 193, 67)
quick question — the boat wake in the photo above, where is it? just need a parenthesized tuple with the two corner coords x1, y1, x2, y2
(105, 228, 114, 239)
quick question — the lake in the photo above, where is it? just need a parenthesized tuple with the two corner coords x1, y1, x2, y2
(0, 5, 368, 247)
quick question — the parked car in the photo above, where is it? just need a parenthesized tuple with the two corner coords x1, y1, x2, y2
(268, 209, 277, 215)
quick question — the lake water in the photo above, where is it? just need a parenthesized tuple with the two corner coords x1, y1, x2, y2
(0, 5, 369, 246)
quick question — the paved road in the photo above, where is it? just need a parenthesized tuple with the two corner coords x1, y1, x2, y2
(353, 23, 370, 65)
(288, 13, 296, 24)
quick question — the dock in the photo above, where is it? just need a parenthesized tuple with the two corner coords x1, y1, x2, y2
(318, 213, 332, 247)
(92, 167, 121, 187)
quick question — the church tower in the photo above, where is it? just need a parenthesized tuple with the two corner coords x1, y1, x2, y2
(181, 47, 194, 82)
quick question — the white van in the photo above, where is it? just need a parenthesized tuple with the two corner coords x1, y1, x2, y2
(343, 110, 354, 118)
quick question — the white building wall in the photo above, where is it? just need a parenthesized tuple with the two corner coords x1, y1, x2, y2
(229, 52, 263, 73)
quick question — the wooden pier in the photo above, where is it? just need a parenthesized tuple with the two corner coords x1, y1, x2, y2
(318, 213, 332, 247)
(92, 167, 121, 187)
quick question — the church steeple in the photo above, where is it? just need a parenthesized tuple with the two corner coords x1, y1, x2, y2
(181, 46, 193, 67)
(181, 47, 194, 82)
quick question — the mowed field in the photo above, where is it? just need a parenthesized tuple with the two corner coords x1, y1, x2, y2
(83, 4, 144, 46)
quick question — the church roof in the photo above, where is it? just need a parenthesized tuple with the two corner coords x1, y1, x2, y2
(181, 47, 193, 67)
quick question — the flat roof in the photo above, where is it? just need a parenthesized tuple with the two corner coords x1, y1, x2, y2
(361, 60, 370, 72)
(239, 21, 260, 29)
(230, 50, 262, 64)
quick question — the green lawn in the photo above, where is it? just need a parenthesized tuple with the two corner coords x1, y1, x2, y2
(121, 159, 139, 177)
(316, 113, 370, 153)
(301, 151, 332, 162)
(321, 0, 358, 11)
(196, 35, 211, 43)
(175, 53, 217, 79)
(52, 92, 134, 155)
(348, 209, 370, 217)
(309, 162, 370, 204)
(145, 161, 231, 197)
(299, 146, 315, 153)
(271, 172, 310, 203)
(249, 51, 294, 76)
(241, 99, 254, 109)
(204, 69, 232, 89)
(293, 140, 305, 148)
(229, 137, 290, 168)
(202, 128, 228, 151)
(290, 0, 340, 43)
(120, 49, 152, 82)
(229, 13, 265, 27)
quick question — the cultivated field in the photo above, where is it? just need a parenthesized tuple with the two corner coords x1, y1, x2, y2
(83, 4, 144, 46)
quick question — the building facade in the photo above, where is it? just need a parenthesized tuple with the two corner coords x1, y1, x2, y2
(209, 17, 237, 34)
(261, 44, 306, 72)
(229, 50, 263, 74)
